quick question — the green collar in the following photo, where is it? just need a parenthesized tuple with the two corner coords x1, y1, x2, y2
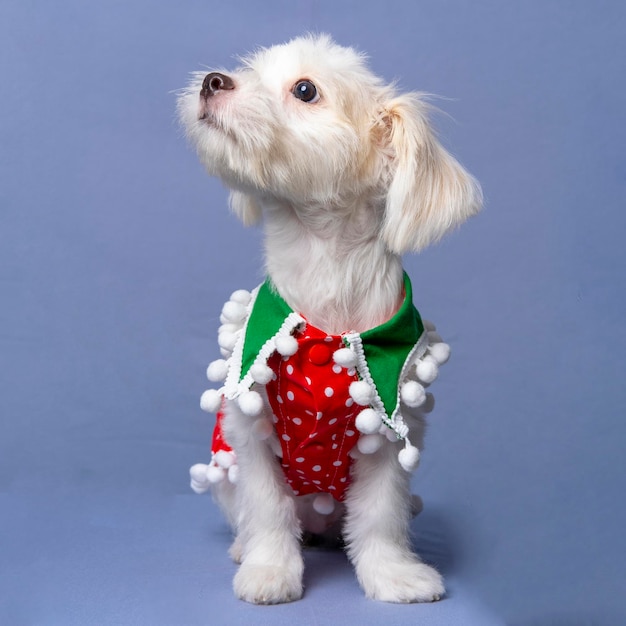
(226, 272, 426, 423)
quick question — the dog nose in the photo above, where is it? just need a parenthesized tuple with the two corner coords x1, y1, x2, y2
(201, 72, 235, 97)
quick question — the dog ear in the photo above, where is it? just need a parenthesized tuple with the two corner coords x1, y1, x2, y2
(380, 94, 482, 253)
(229, 190, 262, 226)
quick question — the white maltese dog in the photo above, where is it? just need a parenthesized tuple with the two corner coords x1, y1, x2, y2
(179, 34, 481, 604)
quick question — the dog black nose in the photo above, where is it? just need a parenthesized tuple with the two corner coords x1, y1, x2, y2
(201, 72, 235, 97)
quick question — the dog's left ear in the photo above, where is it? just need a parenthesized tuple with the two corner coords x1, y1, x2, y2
(380, 94, 482, 253)
(229, 190, 262, 226)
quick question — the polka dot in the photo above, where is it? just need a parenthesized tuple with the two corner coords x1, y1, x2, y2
(328, 418, 337, 425)
(332, 444, 338, 449)
(312, 465, 322, 472)
(324, 387, 334, 397)
(345, 398, 354, 407)
(277, 395, 284, 404)
(329, 485, 336, 490)
(305, 376, 312, 385)
(340, 477, 347, 482)
(296, 457, 305, 463)
(347, 368, 356, 376)
(333, 460, 342, 466)
(292, 417, 302, 425)
(286, 390, 295, 401)
(324, 336, 333, 342)
(346, 430, 355, 437)
(282, 434, 291, 441)
(332, 364, 342, 374)
(316, 412, 323, 420)
(312, 480, 321, 485)
(286, 364, 294, 375)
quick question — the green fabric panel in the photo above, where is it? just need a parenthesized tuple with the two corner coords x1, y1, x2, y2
(359, 273, 424, 417)
(239, 280, 293, 382)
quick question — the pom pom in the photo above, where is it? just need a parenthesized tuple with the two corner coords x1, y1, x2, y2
(218, 330, 238, 352)
(228, 464, 239, 483)
(428, 342, 451, 365)
(219, 322, 239, 335)
(333, 347, 357, 369)
(230, 289, 251, 305)
(221, 300, 247, 324)
(312, 493, 335, 515)
(401, 380, 426, 408)
(206, 464, 226, 483)
(200, 389, 222, 413)
(349, 380, 375, 406)
(355, 408, 381, 434)
(252, 417, 274, 440)
(250, 362, 274, 385)
(237, 390, 263, 416)
(206, 359, 229, 382)
(415, 359, 439, 384)
(398, 442, 420, 472)
(357, 433, 384, 454)
(275, 335, 298, 357)
(189, 463, 211, 493)
(214, 450, 235, 469)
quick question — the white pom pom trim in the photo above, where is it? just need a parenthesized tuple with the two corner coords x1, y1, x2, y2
(415, 359, 439, 384)
(189, 463, 211, 493)
(398, 441, 420, 472)
(355, 408, 381, 434)
(312, 493, 335, 515)
(237, 390, 264, 416)
(206, 359, 229, 382)
(349, 380, 375, 406)
(332, 347, 357, 369)
(206, 464, 226, 483)
(249, 362, 274, 385)
(200, 389, 222, 413)
(214, 450, 235, 469)
(275, 335, 299, 356)
(221, 300, 247, 324)
(218, 330, 238, 352)
(229, 289, 251, 305)
(400, 380, 426, 408)
(357, 433, 384, 455)
(428, 342, 451, 365)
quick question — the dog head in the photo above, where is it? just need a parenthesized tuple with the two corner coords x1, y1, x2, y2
(178, 34, 481, 252)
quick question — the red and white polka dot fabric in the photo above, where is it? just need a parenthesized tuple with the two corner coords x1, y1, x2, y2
(265, 324, 360, 501)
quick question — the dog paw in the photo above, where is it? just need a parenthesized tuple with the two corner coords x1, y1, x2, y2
(358, 559, 445, 603)
(233, 562, 303, 604)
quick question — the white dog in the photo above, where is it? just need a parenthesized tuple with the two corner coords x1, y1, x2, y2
(179, 34, 481, 604)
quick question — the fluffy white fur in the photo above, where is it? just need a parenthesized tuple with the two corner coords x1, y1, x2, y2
(179, 34, 481, 604)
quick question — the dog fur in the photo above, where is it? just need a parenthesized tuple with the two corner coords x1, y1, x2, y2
(178, 34, 481, 604)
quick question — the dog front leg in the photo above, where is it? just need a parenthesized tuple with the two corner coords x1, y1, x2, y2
(223, 401, 304, 604)
(344, 442, 445, 603)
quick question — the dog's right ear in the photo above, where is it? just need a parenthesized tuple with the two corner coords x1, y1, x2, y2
(380, 94, 482, 254)
(229, 190, 262, 226)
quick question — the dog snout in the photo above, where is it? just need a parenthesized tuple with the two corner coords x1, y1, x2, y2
(201, 72, 235, 98)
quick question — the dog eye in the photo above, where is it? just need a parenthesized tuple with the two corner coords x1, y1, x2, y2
(293, 80, 320, 103)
